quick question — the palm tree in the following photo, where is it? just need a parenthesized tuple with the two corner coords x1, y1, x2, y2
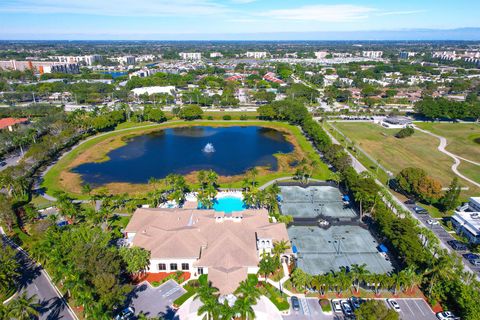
(234, 296, 255, 319)
(335, 268, 352, 295)
(350, 264, 369, 293)
(206, 170, 218, 187)
(236, 276, 261, 304)
(272, 240, 291, 258)
(247, 167, 258, 187)
(7, 293, 40, 320)
(399, 266, 421, 294)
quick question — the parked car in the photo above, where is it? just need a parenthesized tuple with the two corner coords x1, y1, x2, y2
(427, 219, 439, 225)
(387, 299, 401, 312)
(413, 206, 428, 214)
(341, 300, 353, 316)
(463, 253, 479, 260)
(291, 296, 300, 311)
(350, 296, 361, 309)
(114, 307, 135, 320)
(469, 259, 480, 266)
(332, 300, 342, 313)
(436, 311, 460, 320)
(405, 199, 416, 205)
(447, 240, 468, 251)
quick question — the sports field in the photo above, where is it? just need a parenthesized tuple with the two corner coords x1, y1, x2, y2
(333, 122, 479, 196)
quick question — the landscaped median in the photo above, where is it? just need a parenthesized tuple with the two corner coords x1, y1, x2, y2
(42, 120, 332, 198)
(258, 282, 290, 311)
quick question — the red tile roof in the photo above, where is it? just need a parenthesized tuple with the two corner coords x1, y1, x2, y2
(0, 118, 28, 130)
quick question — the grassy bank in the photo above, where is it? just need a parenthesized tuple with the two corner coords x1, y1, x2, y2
(42, 120, 331, 198)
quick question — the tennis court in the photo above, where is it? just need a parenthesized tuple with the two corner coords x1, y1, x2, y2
(288, 225, 393, 275)
(279, 186, 357, 220)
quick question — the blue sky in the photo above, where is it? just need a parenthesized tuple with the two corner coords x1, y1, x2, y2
(0, 0, 479, 39)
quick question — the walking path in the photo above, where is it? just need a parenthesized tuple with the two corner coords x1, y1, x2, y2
(259, 177, 324, 190)
(414, 126, 480, 188)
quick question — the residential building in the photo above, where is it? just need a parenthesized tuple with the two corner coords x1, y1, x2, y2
(56, 55, 103, 66)
(210, 52, 223, 58)
(314, 51, 329, 59)
(179, 52, 202, 60)
(0, 118, 29, 131)
(131, 86, 176, 96)
(399, 52, 416, 59)
(0, 60, 79, 74)
(452, 197, 480, 244)
(124, 208, 290, 295)
(263, 72, 284, 84)
(362, 51, 383, 59)
(246, 51, 268, 59)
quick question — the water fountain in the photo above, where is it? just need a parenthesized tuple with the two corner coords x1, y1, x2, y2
(202, 142, 215, 153)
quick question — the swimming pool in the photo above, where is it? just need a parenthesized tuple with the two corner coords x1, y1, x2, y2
(213, 196, 246, 213)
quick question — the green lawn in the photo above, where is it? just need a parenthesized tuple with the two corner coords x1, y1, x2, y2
(333, 122, 480, 196)
(415, 122, 480, 162)
(42, 120, 331, 198)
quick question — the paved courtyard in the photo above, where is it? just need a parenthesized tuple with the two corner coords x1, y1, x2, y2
(279, 186, 357, 220)
(126, 280, 185, 320)
(288, 225, 393, 274)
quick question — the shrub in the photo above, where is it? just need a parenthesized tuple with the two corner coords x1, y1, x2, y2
(319, 299, 331, 312)
(207, 115, 214, 120)
(240, 114, 248, 120)
(395, 127, 414, 138)
(222, 115, 232, 120)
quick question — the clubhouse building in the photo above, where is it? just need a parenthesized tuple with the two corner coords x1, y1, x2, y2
(124, 207, 291, 294)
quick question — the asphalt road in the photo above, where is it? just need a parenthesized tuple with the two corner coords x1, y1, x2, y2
(1, 230, 76, 320)
(385, 298, 437, 320)
(125, 280, 185, 320)
(283, 298, 334, 320)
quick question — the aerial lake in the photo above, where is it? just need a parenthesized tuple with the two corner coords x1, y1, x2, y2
(72, 126, 294, 185)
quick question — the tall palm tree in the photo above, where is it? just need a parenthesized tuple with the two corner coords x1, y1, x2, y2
(7, 293, 40, 320)
(399, 266, 421, 294)
(350, 264, 370, 293)
(234, 297, 255, 320)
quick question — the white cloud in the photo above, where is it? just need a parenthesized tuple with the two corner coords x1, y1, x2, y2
(230, 0, 257, 3)
(259, 4, 377, 22)
(0, 0, 227, 16)
(377, 10, 426, 16)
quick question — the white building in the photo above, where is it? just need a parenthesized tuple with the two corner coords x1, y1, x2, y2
(131, 86, 176, 96)
(399, 52, 416, 59)
(57, 55, 103, 66)
(179, 52, 202, 60)
(246, 51, 268, 59)
(451, 197, 480, 244)
(314, 51, 329, 59)
(210, 52, 223, 58)
(362, 51, 383, 59)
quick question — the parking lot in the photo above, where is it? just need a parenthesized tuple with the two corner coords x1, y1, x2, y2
(406, 203, 480, 276)
(283, 298, 436, 320)
(387, 298, 437, 320)
(283, 298, 334, 320)
(125, 280, 185, 319)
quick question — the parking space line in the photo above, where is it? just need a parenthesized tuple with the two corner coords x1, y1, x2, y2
(413, 300, 425, 316)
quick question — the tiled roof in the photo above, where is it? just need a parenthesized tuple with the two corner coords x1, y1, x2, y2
(0, 118, 28, 130)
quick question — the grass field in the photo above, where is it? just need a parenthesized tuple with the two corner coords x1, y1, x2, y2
(333, 122, 480, 197)
(415, 122, 480, 162)
(42, 120, 331, 197)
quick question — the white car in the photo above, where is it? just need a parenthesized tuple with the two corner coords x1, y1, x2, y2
(427, 219, 439, 225)
(436, 311, 459, 320)
(387, 299, 401, 312)
(332, 300, 342, 313)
